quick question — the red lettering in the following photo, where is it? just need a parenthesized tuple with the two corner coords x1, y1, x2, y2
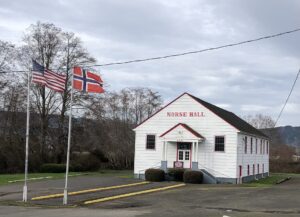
(167, 111, 204, 117)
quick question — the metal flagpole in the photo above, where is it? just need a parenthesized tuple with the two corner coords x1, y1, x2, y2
(23, 70, 31, 202)
(63, 69, 74, 205)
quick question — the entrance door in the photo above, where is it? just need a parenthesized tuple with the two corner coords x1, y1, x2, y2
(177, 143, 191, 168)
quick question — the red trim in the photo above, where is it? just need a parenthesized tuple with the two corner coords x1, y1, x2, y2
(190, 143, 192, 168)
(134, 92, 263, 137)
(185, 93, 240, 131)
(239, 165, 242, 177)
(159, 123, 204, 138)
(133, 92, 238, 131)
(133, 93, 187, 130)
(176, 143, 178, 161)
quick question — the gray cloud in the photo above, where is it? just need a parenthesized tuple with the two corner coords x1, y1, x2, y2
(0, 0, 299, 126)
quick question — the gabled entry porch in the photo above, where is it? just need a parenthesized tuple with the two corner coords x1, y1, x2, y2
(159, 123, 205, 171)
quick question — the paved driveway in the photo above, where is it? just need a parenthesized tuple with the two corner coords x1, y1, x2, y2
(1, 175, 300, 217)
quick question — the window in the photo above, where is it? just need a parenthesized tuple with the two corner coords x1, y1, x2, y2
(260, 140, 262, 154)
(255, 139, 258, 154)
(266, 141, 269, 154)
(244, 136, 247, 154)
(215, 136, 225, 151)
(247, 165, 250, 176)
(185, 151, 190, 160)
(178, 151, 183, 160)
(250, 138, 253, 154)
(263, 164, 264, 173)
(178, 143, 191, 150)
(253, 164, 255, 175)
(146, 135, 155, 150)
(257, 164, 260, 174)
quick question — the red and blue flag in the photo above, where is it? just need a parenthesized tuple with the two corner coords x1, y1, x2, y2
(73, 67, 104, 93)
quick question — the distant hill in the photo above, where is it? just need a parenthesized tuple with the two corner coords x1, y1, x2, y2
(261, 126, 300, 151)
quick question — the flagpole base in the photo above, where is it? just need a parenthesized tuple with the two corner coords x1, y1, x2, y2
(22, 185, 27, 202)
(63, 189, 68, 205)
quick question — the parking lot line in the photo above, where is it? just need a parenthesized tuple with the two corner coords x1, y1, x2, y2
(83, 183, 186, 205)
(31, 181, 150, 201)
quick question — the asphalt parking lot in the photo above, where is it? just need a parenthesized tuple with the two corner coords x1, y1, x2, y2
(1, 174, 300, 217)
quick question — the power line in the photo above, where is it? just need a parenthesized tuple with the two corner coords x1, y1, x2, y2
(0, 70, 28, 73)
(87, 27, 300, 67)
(1, 27, 300, 74)
(274, 68, 300, 127)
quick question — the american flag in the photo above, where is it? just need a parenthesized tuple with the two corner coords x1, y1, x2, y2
(32, 60, 67, 92)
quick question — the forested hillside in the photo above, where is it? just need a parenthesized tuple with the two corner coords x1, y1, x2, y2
(261, 126, 300, 150)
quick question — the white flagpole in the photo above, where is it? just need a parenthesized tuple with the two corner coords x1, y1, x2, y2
(23, 70, 31, 202)
(63, 69, 74, 205)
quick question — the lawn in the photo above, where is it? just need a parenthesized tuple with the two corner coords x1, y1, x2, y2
(243, 173, 298, 187)
(0, 170, 133, 186)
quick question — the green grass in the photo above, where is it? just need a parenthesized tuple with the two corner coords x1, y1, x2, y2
(97, 170, 134, 178)
(0, 170, 133, 186)
(243, 173, 295, 187)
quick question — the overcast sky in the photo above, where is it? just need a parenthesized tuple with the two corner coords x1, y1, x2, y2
(0, 0, 299, 126)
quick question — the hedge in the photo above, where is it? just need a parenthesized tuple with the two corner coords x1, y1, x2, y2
(183, 170, 203, 184)
(39, 163, 67, 173)
(145, 168, 165, 182)
(168, 168, 186, 181)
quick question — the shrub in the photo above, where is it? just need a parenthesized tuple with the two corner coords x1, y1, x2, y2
(168, 168, 186, 181)
(145, 168, 165, 182)
(40, 163, 67, 173)
(70, 153, 101, 172)
(183, 170, 203, 184)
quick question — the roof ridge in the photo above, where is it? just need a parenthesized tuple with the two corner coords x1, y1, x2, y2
(186, 93, 268, 138)
(186, 93, 233, 114)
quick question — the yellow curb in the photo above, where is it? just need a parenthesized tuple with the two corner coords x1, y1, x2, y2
(84, 183, 186, 205)
(31, 181, 150, 201)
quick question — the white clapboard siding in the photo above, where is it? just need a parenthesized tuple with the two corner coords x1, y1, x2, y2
(237, 133, 269, 177)
(134, 93, 239, 178)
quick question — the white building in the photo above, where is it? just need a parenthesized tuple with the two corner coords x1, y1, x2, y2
(133, 93, 269, 184)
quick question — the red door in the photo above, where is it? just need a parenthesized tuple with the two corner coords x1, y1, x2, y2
(239, 165, 242, 177)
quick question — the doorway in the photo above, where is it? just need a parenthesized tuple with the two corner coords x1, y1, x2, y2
(177, 142, 191, 168)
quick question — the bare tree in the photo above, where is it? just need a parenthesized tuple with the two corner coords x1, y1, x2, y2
(54, 32, 96, 163)
(20, 22, 63, 160)
(243, 114, 275, 129)
(17, 22, 97, 162)
(84, 87, 162, 169)
(0, 40, 16, 90)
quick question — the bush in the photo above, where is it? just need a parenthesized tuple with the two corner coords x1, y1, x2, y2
(40, 163, 67, 173)
(70, 153, 101, 172)
(145, 169, 165, 182)
(168, 168, 186, 181)
(183, 170, 203, 184)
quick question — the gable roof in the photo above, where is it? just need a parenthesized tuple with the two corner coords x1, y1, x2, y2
(134, 92, 268, 138)
(186, 93, 268, 138)
(160, 123, 205, 139)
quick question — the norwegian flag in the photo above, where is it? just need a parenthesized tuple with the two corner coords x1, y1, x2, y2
(32, 60, 67, 92)
(73, 67, 104, 93)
